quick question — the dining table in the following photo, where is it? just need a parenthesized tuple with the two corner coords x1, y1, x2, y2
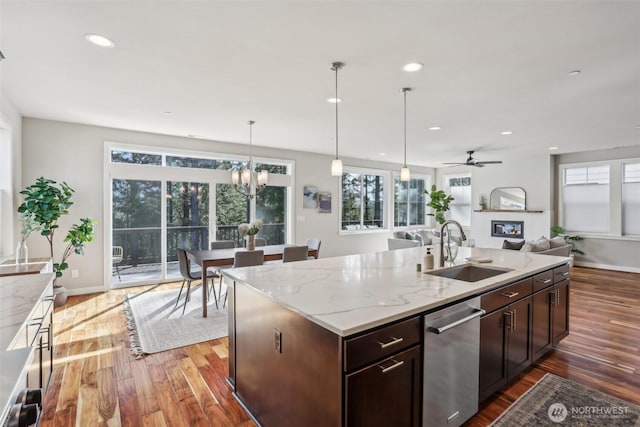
(186, 244, 318, 317)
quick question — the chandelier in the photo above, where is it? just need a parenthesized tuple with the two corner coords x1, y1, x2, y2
(231, 120, 268, 199)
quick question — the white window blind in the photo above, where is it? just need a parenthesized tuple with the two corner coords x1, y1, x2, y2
(562, 165, 609, 233)
(622, 163, 640, 235)
(444, 175, 471, 227)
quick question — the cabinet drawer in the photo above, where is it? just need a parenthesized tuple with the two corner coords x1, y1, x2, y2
(533, 270, 554, 292)
(344, 316, 420, 372)
(481, 278, 532, 314)
(554, 263, 570, 283)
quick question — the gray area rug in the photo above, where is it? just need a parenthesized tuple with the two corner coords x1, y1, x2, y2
(123, 286, 228, 358)
(492, 373, 640, 426)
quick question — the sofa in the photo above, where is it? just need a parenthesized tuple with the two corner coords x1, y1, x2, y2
(502, 236, 571, 257)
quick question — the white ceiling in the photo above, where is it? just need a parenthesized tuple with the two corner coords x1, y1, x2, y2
(1, 1, 639, 167)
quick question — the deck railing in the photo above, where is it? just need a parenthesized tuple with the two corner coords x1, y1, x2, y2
(113, 223, 285, 266)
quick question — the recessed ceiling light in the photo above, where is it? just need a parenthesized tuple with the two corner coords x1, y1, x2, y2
(549, 146, 559, 150)
(429, 126, 441, 131)
(164, 111, 172, 115)
(568, 70, 581, 77)
(403, 62, 424, 72)
(84, 34, 115, 48)
(501, 131, 513, 135)
(379, 152, 387, 156)
(187, 134, 205, 139)
(327, 97, 342, 103)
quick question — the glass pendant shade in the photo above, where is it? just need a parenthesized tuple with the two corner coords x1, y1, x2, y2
(231, 170, 240, 185)
(331, 158, 343, 176)
(231, 120, 268, 199)
(241, 168, 251, 185)
(400, 165, 411, 182)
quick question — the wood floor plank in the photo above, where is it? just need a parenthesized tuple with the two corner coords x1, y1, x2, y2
(40, 267, 639, 426)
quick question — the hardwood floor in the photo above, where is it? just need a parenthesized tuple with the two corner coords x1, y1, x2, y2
(40, 267, 639, 426)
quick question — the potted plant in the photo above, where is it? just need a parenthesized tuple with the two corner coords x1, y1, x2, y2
(18, 177, 97, 306)
(551, 225, 585, 256)
(425, 184, 454, 225)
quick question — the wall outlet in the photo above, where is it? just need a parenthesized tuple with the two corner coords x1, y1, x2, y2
(274, 328, 282, 353)
(71, 269, 79, 278)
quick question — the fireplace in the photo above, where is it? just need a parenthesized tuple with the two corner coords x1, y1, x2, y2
(491, 220, 524, 239)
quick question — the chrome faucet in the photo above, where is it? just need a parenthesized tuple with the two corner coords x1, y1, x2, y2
(439, 220, 467, 267)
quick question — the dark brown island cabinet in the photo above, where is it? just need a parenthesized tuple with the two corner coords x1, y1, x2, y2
(228, 262, 570, 426)
(480, 263, 570, 402)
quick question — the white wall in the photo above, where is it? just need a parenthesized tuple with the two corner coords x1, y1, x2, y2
(555, 145, 640, 272)
(435, 152, 553, 250)
(22, 118, 435, 293)
(0, 93, 22, 257)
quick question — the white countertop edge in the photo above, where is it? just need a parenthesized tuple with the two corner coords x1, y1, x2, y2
(222, 248, 570, 337)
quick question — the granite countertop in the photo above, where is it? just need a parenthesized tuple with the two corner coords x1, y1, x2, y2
(222, 246, 569, 337)
(0, 273, 55, 350)
(0, 347, 34, 424)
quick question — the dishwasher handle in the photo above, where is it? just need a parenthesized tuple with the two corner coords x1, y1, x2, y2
(427, 308, 486, 334)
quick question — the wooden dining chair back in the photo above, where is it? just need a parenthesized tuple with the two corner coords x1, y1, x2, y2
(211, 240, 235, 250)
(283, 245, 309, 263)
(305, 239, 321, 259)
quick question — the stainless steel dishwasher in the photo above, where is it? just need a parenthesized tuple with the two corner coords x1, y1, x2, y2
(423, 297, 485, 426)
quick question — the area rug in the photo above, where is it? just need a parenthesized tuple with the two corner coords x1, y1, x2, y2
(123, 285, 228, 358)
(492, 373, 640, 426)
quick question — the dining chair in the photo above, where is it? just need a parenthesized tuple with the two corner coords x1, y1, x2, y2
(211, 240, 235, 250)
(255, 237, 267, 246)
(112, 246, 124, 281)
(305, 238, 321, 259)
(175, 248, 219, 315)
(209, 240, 235, 303)
(283, 245, 309, 263)
(220, 250, 265, 307)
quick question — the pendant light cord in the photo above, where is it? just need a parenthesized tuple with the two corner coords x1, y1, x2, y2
(403, 90, 407, 166)
(334, 64, 339, 159)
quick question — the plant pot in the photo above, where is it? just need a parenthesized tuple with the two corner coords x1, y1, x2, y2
(53, 286, 68, 307)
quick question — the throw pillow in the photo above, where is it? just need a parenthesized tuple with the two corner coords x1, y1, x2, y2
(405, 232, 414, 240)
(503, 240, 525, 250)
(521, 238, 550, 252)
(549, 236, 567, 248)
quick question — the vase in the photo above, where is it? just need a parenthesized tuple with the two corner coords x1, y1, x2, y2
(15, 240, 28, 264)
(246, 235, 256, 251)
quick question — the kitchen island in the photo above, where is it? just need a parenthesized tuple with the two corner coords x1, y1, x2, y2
(222, 246, 570, 426)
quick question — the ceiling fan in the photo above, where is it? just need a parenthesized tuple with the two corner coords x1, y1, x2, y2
(443, 150, 503, 168)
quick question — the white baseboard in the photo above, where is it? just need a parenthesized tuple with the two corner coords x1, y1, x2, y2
(65, 285, 109, 295)
(574, 261, 640, 274)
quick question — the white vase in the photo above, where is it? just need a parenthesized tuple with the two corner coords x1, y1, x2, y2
(246, 235, 256, 251)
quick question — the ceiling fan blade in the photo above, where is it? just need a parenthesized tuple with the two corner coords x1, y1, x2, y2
(442, 162, 466, 165)
(475, 160, 503, 165)
(473, 163, 485, 167)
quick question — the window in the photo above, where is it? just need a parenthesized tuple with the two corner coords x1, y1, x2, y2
(394, 176, 429, 227)
(562, 165, 610, 233)
(443, 174, 472, 227)
(341, 170, 386, 231)
(622, 163, 640, 235)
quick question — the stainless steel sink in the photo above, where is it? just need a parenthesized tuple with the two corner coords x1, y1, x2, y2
(425, 264, 512, 282)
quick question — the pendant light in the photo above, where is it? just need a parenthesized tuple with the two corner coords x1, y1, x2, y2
(231, 120, 268, 199)
(330, 62, 344, 176)
(400, 87, 411, 182)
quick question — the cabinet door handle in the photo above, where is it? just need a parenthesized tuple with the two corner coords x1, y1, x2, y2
(501, 291, 519, 298)
(512, 308, 517, 331)
(537, 279, 552, 284)
(504, 311, 513, 330)
(555, 289, 560, 306)
(377, 336, 404, 349)
(378, 359, 404, 373)
(561, 272, 569, 277)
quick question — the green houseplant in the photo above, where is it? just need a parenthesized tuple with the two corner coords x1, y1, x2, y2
(424, 184, 454, 225)
(551, 225, 585, 255)
(18, 177, 97, 305)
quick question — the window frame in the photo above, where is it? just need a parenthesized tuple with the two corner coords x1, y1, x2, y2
(442, 172, 472, 228)
(392, 173, 432, 230)
(339, 166, 391, 235)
